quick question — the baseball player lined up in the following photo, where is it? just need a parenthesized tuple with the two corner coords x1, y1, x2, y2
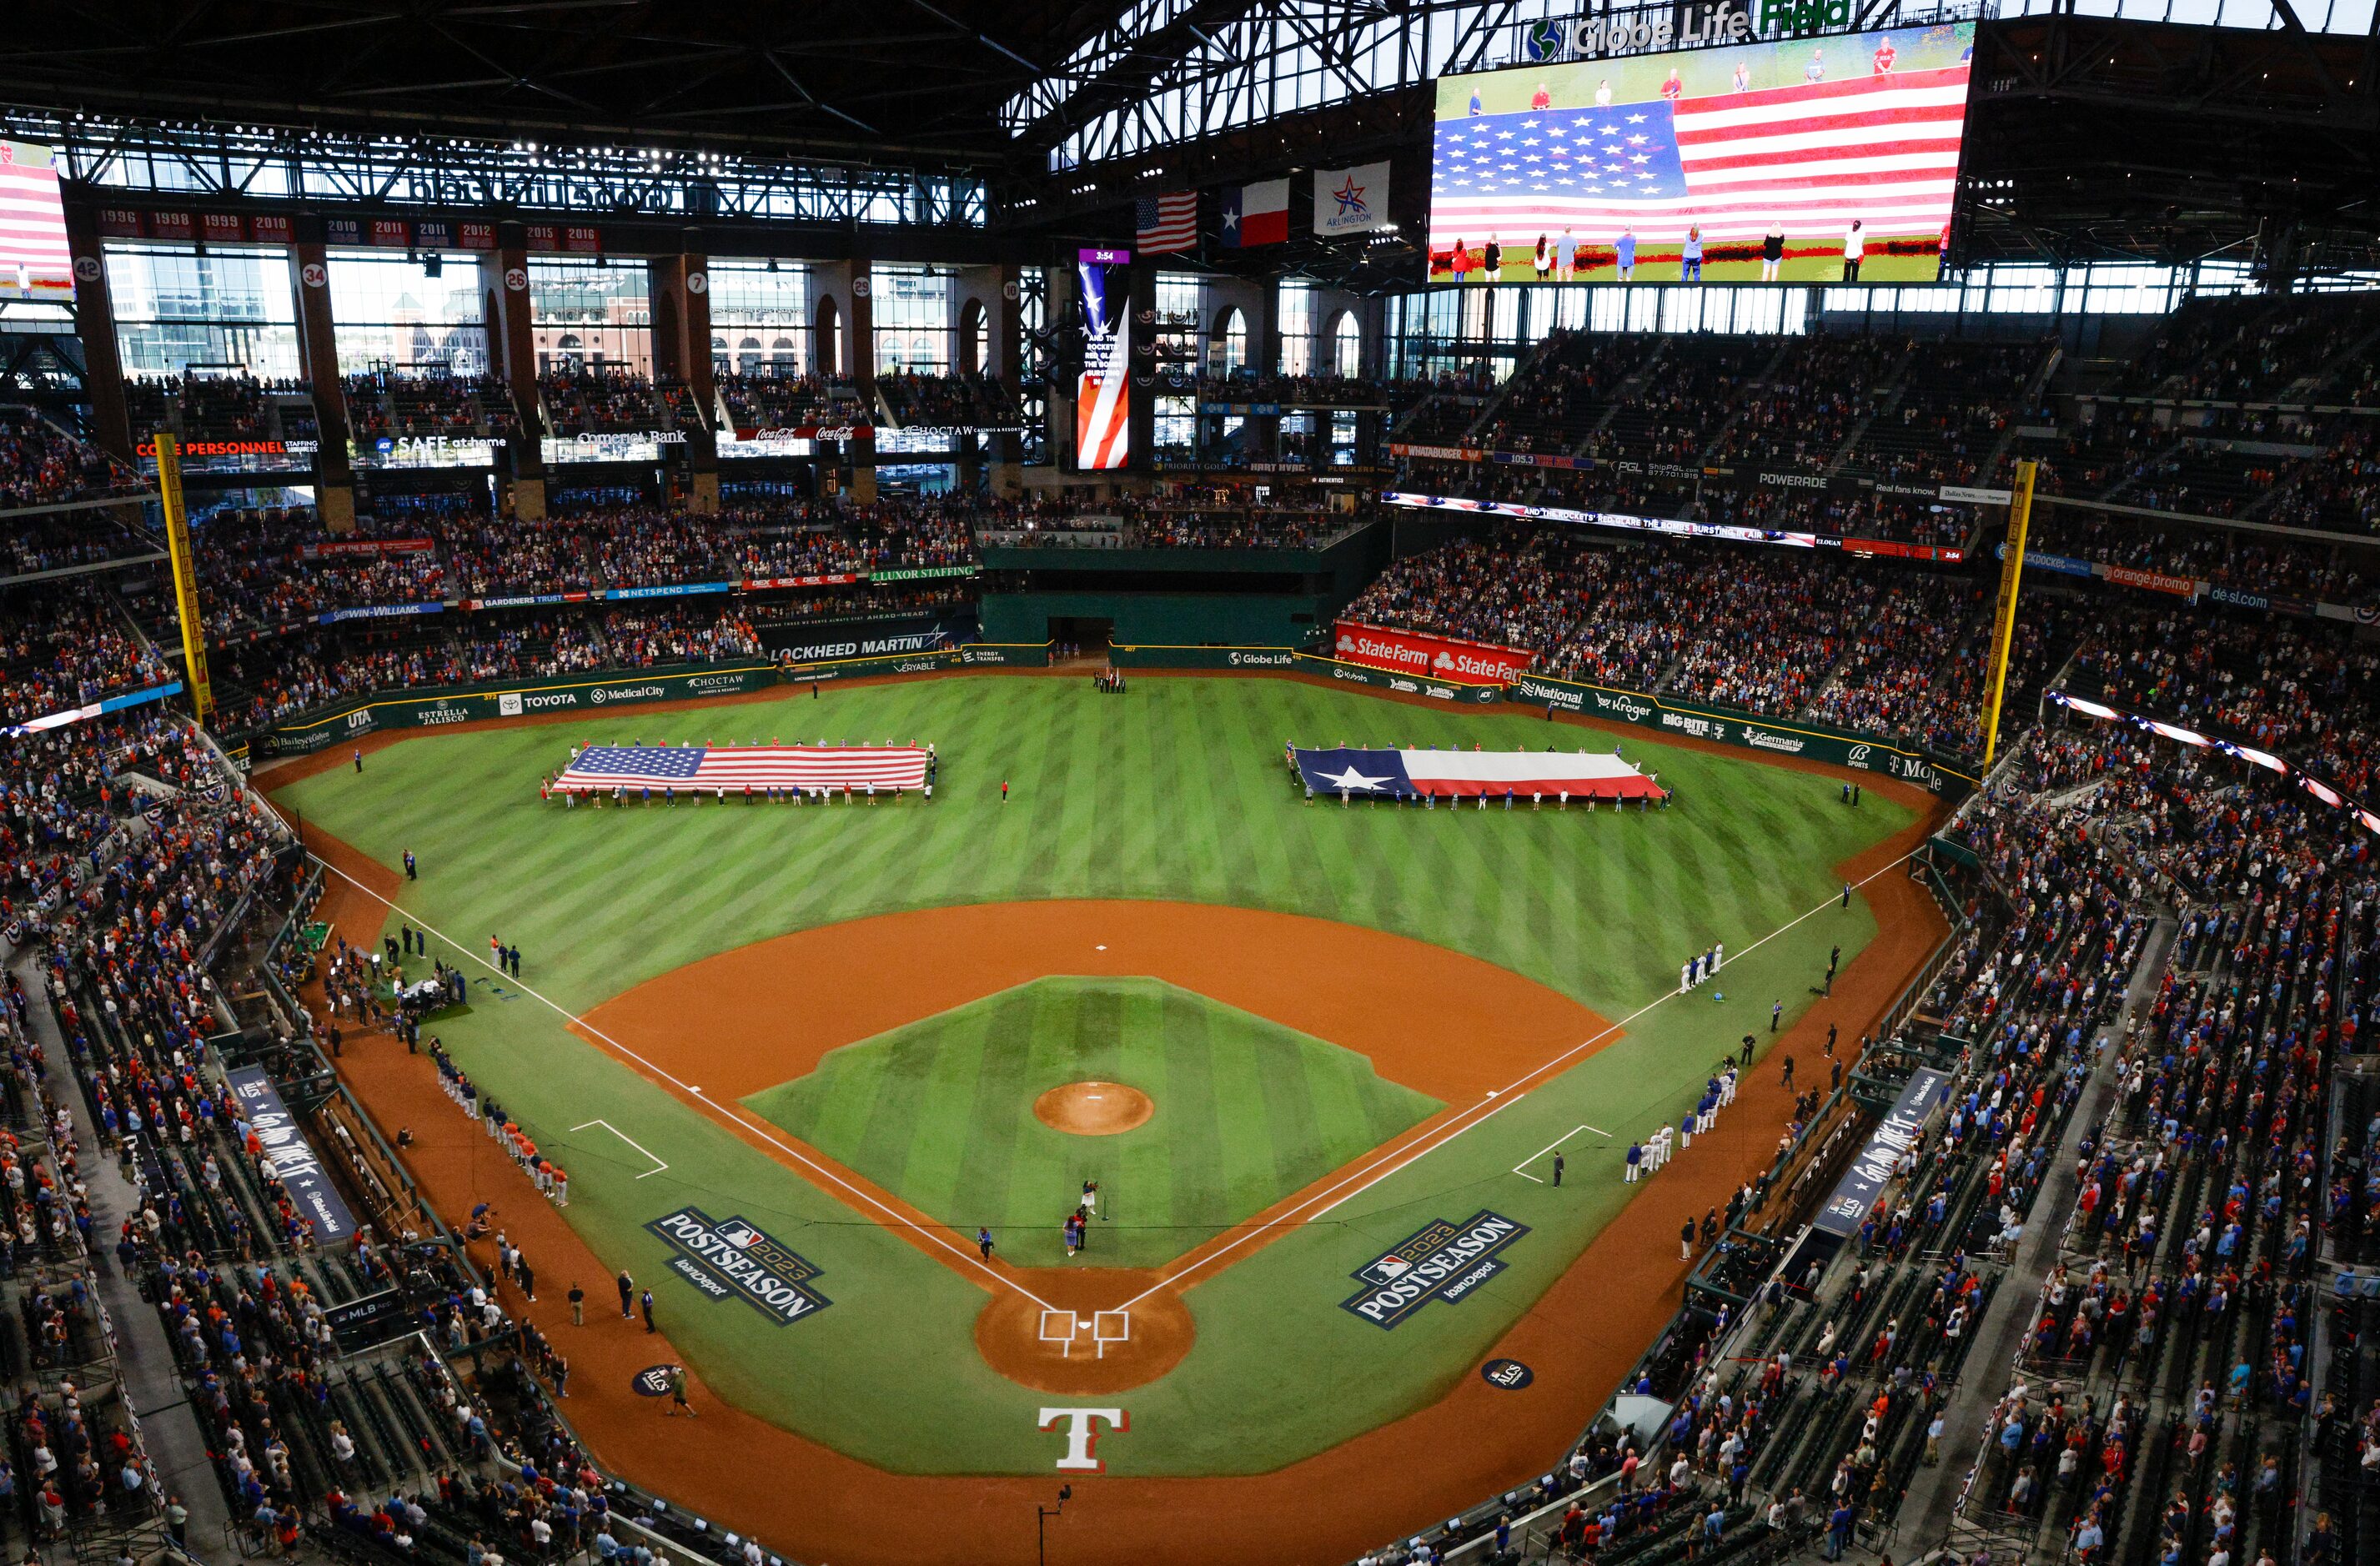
(1678, 941, 1725, 994)
(1624, 1066, 1735, 1186)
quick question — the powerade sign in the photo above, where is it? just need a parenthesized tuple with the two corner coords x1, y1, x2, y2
(645, 1207, 833, 1327)
(1341, 1209, 1529, 1329)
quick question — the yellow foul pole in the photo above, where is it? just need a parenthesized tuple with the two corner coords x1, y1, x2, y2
(1978, 457, 2037, 768)
(155, 433, 215, 728)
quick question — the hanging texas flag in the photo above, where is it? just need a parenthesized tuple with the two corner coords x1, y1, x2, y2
(1223, 178, 1290, 247)
(1290, 745, 1665, 802)
(1313, 162, 1393, 237)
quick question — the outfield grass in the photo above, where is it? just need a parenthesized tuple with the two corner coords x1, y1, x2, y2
(272, 674, 1919, 1474)
(746, 976, 1443, 1269)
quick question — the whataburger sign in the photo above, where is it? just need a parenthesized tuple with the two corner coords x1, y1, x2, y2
(1332, 620, 1535, 685)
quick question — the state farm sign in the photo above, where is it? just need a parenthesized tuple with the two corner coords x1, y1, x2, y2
(1331, 620, 1534, 686)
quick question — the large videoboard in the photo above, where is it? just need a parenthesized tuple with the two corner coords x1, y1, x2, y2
(1427, 22, 1975, 285)
(0, 139, 73, 302)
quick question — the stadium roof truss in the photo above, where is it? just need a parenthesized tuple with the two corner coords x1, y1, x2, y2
(1002, 0, 2380, 174)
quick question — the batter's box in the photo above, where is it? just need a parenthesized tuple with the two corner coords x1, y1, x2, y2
(1092, 1310, 1131, 1358)
(1039, 1310, 1082, 1356)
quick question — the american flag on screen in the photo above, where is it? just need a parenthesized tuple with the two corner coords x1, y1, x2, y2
(0, 141, 73, 296)
(1137, 193, 1199, 253)
(552, 744, 930, 794)
(1428, 63, 1969, 252)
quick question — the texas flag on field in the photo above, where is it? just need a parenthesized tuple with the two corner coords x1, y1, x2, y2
(1223, 178, 1290, 247)
(1291, 745, 1665, 802)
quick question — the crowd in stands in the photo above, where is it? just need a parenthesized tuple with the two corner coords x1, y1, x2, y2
(540, 371, 660, 436)
(1, 583, 178, 725)
(348, 374, 519, 441)
(716, 374, 861, 432)
(1197, 373, 1383, 406)
(0, 409, 139, 509)
(876, 371, 1021, 429)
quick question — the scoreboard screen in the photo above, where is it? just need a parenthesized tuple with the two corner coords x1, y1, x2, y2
(0, 139, 73, 302)
(1427, 23, 1975, 284)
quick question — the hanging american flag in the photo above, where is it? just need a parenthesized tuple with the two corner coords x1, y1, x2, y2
(1075, 253, 1130, 470)
(1136, 192, 1199, 253)
(551, 744, 931, 795)
(1427, 57, 1971, 269)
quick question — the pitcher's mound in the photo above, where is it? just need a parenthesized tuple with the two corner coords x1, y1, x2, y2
(1034, 1079, 1153, 1136)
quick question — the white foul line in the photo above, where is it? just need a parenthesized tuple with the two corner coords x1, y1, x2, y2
(309, 855, 1061, 1316)
(1510, 1123, 1608, 1183)
(570, 1118, 670, 1179)
(1116, 851, 1917, 1311)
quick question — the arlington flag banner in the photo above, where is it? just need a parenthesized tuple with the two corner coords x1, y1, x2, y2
(1313, 161, 1393, 237)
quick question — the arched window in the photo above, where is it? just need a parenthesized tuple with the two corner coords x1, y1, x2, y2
(710, 334, 730, 377)
(1331, 311, 1363, 379)
(1218, 307, 1248, 375)
(738, 335, 763, 376)
(770, 336, 797, 375)
(960, 298, 990, 375)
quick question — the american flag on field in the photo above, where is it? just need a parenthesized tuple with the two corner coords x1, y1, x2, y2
(1428, 61, 1971, 256)
(551, 744, 930, 795)
(0, 140, 73, 296)
(1137, 192, 1198, 254)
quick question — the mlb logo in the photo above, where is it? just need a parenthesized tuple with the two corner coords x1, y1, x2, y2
(1356, 1255, 1412, 1287)
(719, 1222, 762, 1247)
(498, 693, 523, 716)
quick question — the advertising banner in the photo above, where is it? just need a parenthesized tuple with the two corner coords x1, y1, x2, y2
(1109, 645, 1300, 671)
(762, 612, 974, 662)
(1508, 670, 1974, 796)
(227, 1066, 359, 1243)
(1297, 652, 1502, 703)
(1812, 1068, 1946, 1237)
(256, 662, 779, 755)
(1332, 620, 1534, 685)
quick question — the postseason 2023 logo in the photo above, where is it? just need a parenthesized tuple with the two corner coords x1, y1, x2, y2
(645, 1207, 834, 1327)
(1341, 1210, 1529, 1330)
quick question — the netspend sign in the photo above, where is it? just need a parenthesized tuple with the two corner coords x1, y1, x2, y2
(1331, 620, 1534, 685)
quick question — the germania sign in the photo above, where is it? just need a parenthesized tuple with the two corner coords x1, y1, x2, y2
(1341, 1210, 1529, 1329)
(645, 1207, 833, 1327)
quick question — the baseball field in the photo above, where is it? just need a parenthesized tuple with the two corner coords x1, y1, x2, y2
(265, 669, 1941, 1564)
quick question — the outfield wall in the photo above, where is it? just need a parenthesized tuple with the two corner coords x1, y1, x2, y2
(248, 645, 1053, 755)
(1110, 645, 1975, 796)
